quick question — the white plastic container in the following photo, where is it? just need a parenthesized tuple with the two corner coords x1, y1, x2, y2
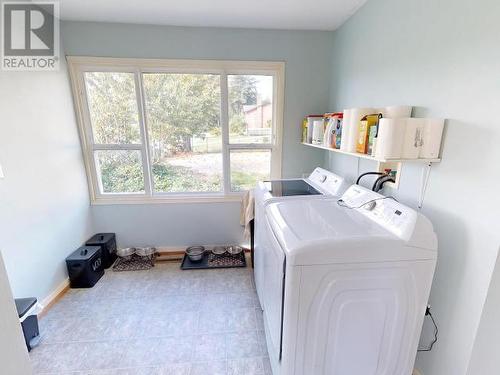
(420, 119, 445, 158)
(375, 118, 407, 159)
(306, 115, 323, 143)
(312, 120, 324, 145)
(402, 118, 424, 159)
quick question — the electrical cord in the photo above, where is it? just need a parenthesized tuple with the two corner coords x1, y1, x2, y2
(418, 309, 438, 352)
(337, 196, 398, 210)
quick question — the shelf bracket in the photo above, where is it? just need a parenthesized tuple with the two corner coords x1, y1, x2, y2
(418, 162, 433, 209)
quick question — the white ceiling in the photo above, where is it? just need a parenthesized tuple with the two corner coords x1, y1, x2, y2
(58, 0, 368, 31)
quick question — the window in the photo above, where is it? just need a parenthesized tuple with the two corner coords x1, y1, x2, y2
(68, 57, 284, 203)
(142, 73, 223, 193)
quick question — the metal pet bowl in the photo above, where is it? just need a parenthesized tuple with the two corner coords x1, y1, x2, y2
(186, 246, 205, 262)
(227, 245, 243, 256)
(211, 246, 227, 255)
(116, 247, 136, 261)
(135, 247, 156, 257)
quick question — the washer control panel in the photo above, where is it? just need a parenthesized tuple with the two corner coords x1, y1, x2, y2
(308, 167, 346, 196)
(340, 185, 417, 241)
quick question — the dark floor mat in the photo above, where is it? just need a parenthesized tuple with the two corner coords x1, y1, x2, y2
(181, 251, 246, 270)
(112, 254, 156, 272)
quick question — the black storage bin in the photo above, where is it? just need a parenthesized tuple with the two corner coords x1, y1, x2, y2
(66, 246, 104, 288)
(85, 233, 117, 269)
(15, 297, 40, 352)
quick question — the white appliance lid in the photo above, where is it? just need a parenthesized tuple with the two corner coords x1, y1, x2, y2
(265, 194, 437, 265)
(267, 198, 392, 244)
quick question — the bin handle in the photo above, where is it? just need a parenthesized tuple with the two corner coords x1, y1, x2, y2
(19, 303, 44, 323)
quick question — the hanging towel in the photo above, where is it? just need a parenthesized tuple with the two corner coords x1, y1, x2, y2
(240, 190, 255, 240)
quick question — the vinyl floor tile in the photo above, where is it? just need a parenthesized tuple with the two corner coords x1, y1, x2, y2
(32, 260, 270, 375)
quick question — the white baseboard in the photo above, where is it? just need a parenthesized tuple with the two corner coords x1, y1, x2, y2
(413, 369, 423, 375)
(39, 277, 70, 316)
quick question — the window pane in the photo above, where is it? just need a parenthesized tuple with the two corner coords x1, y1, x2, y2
(142, 73, 223, 193)
(230, 149, 271, 192)
(85, 72, 141, 144)
(95, 150, 144, 194)
(228, 75, 273, 144)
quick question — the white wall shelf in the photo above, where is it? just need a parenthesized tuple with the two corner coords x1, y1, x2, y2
(303, 142, 441, 190)
(301, 142, 441, 164)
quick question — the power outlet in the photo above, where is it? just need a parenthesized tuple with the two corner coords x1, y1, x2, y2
(377, 161, 401, 189)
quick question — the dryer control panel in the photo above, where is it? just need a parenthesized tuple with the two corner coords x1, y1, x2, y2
(308, 167, 346, 196)
(340, 185, 418, 241)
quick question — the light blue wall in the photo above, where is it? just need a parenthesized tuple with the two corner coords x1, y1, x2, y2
(325, 0, 500, 374)
(467, 247, 500, 375)
(0, 56, 93, 301)
(61, 21, 331, 247)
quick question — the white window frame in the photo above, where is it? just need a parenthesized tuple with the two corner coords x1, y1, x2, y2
(67, 56, 284, 204)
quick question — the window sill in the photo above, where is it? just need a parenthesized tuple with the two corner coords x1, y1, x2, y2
(90, 194, 244, 205)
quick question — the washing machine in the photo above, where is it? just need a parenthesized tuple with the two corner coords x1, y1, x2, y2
(261, 184, 438, 375)
(253, 167, 348, 308)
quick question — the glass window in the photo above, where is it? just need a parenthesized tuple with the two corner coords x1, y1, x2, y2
(69, 58, 283, 202)
(228, 75, 273, 144)
(95, 150, 145, 193)
(230, 149, 271, 192)
(85, 72, 141, 144)
(142, 73, 223, 193)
